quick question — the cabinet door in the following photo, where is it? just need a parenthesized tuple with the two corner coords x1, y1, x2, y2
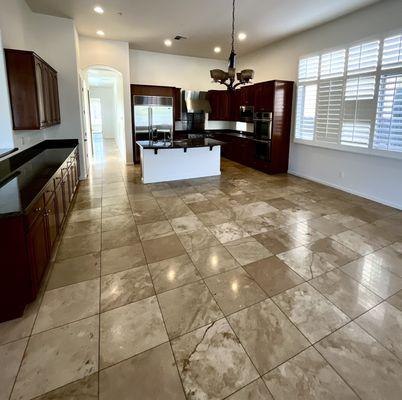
(174, 87, 181, 121)
(239, 85, 255, 106)
(34, 59, 47, 128)
(55, 178, 66, 227)
(40, 63, 52, 127)
(62, 168, 72, 211)
(44, 193, 58, 252)
(27, 213, 49, 288)
(254, 82, 274, 111)
(207, 91, 219, 120)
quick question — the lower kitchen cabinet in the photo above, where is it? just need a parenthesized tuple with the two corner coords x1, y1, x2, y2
(0, 145, 80, 322)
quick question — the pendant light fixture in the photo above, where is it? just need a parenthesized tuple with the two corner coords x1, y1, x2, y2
(210, 0, 254, 91)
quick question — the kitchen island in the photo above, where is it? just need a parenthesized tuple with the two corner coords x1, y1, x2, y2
(136, 138, 224, 183)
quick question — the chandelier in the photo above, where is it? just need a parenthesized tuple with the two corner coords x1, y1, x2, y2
(210, 0, 254, 91)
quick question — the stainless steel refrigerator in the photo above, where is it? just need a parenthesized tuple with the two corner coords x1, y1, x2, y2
(133, 95, 174, 162)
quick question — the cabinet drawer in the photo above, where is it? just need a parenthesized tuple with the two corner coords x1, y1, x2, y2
(43, 180, 55, 205)
(25, 195, 45, 228)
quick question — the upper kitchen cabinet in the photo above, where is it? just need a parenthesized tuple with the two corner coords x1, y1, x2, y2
(207, 90, 231, 121)
(4, 49, 61, 130)
(253, 81, 274, 111)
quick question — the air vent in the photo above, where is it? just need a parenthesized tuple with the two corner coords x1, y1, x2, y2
(174, 35, 188, 40)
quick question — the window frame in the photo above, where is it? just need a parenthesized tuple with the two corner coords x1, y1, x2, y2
(293, 30, 402, 160)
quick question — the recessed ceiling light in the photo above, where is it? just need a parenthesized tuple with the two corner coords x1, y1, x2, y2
(164, 39, 172, 47)
(96, 30, 105, 36)
(238, 32, 247, 41)
(94, 6, 104, 14)
(214, 46, 221, 53)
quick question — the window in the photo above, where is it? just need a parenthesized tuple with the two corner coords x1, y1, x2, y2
(295, 31, 402, 157)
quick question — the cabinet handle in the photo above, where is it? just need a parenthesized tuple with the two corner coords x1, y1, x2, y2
(35, 207, 42, 212)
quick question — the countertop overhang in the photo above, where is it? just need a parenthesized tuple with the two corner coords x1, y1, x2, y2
(136, 138, 224, 150)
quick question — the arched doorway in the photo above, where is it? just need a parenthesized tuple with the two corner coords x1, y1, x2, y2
(81, 66, 126, 163)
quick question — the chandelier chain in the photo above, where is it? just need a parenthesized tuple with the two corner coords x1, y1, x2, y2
(231, 0, 235, 53)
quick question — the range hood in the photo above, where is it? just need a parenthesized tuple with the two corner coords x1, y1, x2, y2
(182, 90, 211, 113)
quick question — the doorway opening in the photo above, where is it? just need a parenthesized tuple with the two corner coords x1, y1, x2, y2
(82, 66, 126, 163)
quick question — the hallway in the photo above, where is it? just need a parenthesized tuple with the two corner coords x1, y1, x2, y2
(1, 138, 402, 400)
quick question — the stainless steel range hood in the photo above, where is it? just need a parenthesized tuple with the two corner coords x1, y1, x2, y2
(182, 90, 211, 113)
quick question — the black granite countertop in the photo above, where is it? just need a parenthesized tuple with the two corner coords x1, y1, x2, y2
(0, 140, 78, 217)
(175, 129, 267, 141)
(136, 138, 225, 150)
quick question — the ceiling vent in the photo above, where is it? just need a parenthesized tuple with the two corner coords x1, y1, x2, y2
(174, 35, 188, 41)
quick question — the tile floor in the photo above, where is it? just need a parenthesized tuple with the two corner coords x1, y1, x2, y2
(1, 138, 402, 400)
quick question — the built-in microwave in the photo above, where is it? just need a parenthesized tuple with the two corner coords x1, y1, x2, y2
(239, 106, 254, 122)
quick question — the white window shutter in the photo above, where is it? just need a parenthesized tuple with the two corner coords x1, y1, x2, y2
(295, 84, 317, 140)
(347, 41, 379, 75)
(374, 74, 402, 152)
(381, 34, 402, 70)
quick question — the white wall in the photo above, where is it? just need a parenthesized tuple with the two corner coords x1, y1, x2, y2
(130, 49, 226, 91)
(238, 0, 402, 209)
(90, 86, 116, 138)
(79, 36, 132, 163)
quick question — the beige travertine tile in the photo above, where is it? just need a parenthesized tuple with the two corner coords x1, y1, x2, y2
(101, 203, 132, 219)
(225, 379, 273, 400)
(158, 281, 222, 338)
(170, 215, 204, 234)
(171, 319, 258, 399)
(11, 316, 98, 400)
(57, 233, 101, 261)
(387, 290, 402, 311)
(34, 374, 98, 400)
(0, 338, 28, 400)
(148, 254, 201, 293)
(210, 221, 250, 244)
(277, 246, 336, 280)
(68, 208, 101, 223)
(47, 251, 100, 289)
(100, 296, 168, 368)
(356, 302, 402, 359)
(137, 220, 173, 240)
(228, 299, 309, 374)
(189, 245, 239, 277)
(142, 234, 186, 263)
(244, 256, 304, 297)
(101, 243, 146, 275)
(177, 226, 219, 252)
(331, 230, 386, 256)
(33, 279, 99, 333)
(205, 267, 267, 315)
(101, 227, 140, 250)
(224, 236, 273, 266)
(63, 219, 101, 238)
(341, 257, 402, 298)
(273, 283, 350, 343)
(99, 343, 185, 400)
(263, 347, 358, 400)
(281, 222, 326, 245)
(365, 242, 402, 277)
(101, 266, 154, 312)
(310, 269, 381, 318)
(188, 199, 219, 214)
(254, 228, 302, 255)
(101, 214, 136, 233)
(316, 322, 402, 400)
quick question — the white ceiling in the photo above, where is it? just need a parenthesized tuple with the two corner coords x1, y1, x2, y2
(26, 0, 381, 59)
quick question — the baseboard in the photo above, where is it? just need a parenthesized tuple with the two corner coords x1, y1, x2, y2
(288, 169, 402, 211)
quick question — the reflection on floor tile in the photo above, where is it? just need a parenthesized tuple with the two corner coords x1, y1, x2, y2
(158, 281, 222, 339)
(316, 322, 402, 400)
(264, 347, 358, 399)
(100, 296, 167, 368)
(228, 299, 309, 374)
(273, 283, 350, 343)
(12, 316, 98, 400)
(387, 290, 402, 311)
(99, 343, 185, 400)
(172, 319, 258, 399)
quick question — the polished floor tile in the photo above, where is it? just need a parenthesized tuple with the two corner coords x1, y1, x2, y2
(101, 214, 136, 233)
(365, 242, 402, 277)
(387, 289, 402, 310)
(148, 254, 201, 293)
(273, 283, 350, 343)
(224, 236, 273, 266)
(142, 233, 186, 263)
(331, 230, 386, 256)
(316, 322, 402, 400)
(263, 347, 358, 399)
(12, 316, 98, 400)
(226, 379, 273, 400)
(356, 302, 402, 359)
(101, 227, 140, 250)
(47, 252, 100, 290)
(171, 318, 258, 399)
(310, 269, 381, 318)
(189, 245, 239, 277)
(63, 219, 101, 238)
(158, 281, 222, 338)
(99, 343, 185, 400)
(170, 215, 204, 234)
(57, 233, 101, 261)
(210, 221, 250, 244)
(277, 246, 336, 280)
(101, 243, 146, 275)
(205, 267, 267, 315)
(341, 257, 402, 298)
(228, 299, 309, 374)
(244, 256, 304, 297)
(101, 265, 154, 312)
(177, 226, 219, 252)
(137, 220, 173, 240)
(254, 228, 302, 255)
(100, 296, 168, 368)
(33, 279, 99, 333)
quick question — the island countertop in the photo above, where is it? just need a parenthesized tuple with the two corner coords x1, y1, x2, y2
(136, 138, 225, 150)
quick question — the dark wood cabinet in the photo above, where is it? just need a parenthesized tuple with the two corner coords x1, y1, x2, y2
(0, 146, 79, 322)
(5, 49, 61, 130)
(207, 90, 231, 121)
(253, 82, 274, 111)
